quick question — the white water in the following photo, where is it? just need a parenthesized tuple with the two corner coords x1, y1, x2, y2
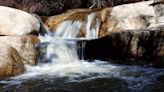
(0, 2, 164, 92)
(2, 10, 163, 82)
(52, 13, 100, 39)
(17, 38, 115, 79)
(45, 40, 79, 64)
(54, 20, 82, 38)
(11, 13, 112, 80)
(85, 13, 100, 39)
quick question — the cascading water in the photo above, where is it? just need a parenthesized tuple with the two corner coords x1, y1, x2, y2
(19, 13, 113, 78)
(54, 21, 82, 38)
(0, 13, 164, 92)
(45, 40, 79, 64)
(52, 13, 100, 39)
(39, 13, 101, 62)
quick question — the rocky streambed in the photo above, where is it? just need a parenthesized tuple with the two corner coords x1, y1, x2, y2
(0, 0, 164, 92)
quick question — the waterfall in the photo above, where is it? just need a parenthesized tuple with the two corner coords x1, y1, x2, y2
(85, 13, 100, 39)
(54, 21, 82, 38)
(46, 40, 79, 64)
(25, 13, 113, 78)
(38, 13, 101, 63)
(52, 13, 100, 39)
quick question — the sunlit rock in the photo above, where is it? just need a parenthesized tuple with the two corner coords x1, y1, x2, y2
(0, 35, 40, 65)
(0, 43, 24, 79)
(45, 1, 156, 38)
(152, 0, 164, 26)
(0, 6, 40, 35)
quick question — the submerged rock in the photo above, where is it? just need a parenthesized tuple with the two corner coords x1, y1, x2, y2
(0, 77, 130, 92)
(0, 6, 40, 36)
(0, 43, 24, 80)
(59, 78, 130, 92)
(0, 35, 40, 65)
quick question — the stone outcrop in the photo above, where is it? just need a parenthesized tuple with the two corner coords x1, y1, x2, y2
(0, 6, 40, 36)
(0, 35, 40, 65)
(36, 26, 164, 67)
(45, 1, 155, 38)
(84, 26, 164, 67)
(0, 43, 24, 79)
(0, 0, 148, 16)
(152, 0, 164, 26)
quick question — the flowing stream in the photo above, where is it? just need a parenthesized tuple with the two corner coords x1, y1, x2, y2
(0, 13, 164, 92)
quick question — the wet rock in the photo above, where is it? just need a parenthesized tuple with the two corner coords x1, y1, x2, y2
(140, 81, 164, 92)
(84, 26, 164, 67)
(0, 6, 40, 36)
(36, 26, 164, 67)
(140, 73, 164, 92)
(0, 35, 40, 65)
(45, 1, 155, 38)
(0, 43, 24, 80)
(60, 78, 130, 92)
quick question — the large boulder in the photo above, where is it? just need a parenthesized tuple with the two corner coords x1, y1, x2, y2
(0, 6, 40, 36)
(45, 0, 155, 38)
(84, 26, 164, 67)
(36, 26, 164, 67)
(0, 0, 148, 16)
(152, 0, 164, 26)
(0, 43, 24, 79)
(0, 35, 40, 65)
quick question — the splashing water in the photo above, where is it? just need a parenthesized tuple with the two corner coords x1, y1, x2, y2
(1, 12, 164, 92)
(45, 40, 79, 64)
(16, 13, 112, 79)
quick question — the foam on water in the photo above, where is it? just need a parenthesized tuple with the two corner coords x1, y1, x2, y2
(14, 61, 115, 80)
(1, 10, 164, 92)
(17, 13, 113, 80)
(18, 38, 115, 79)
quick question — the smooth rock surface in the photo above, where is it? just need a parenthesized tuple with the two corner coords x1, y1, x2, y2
(0, 6, 40, 35)
(0, 35, 40, 65)
(0, 43, 24, 79)
(84, 26, 164, 67)
(45, 1, 156, 38)
(153, 0, 164, 26)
